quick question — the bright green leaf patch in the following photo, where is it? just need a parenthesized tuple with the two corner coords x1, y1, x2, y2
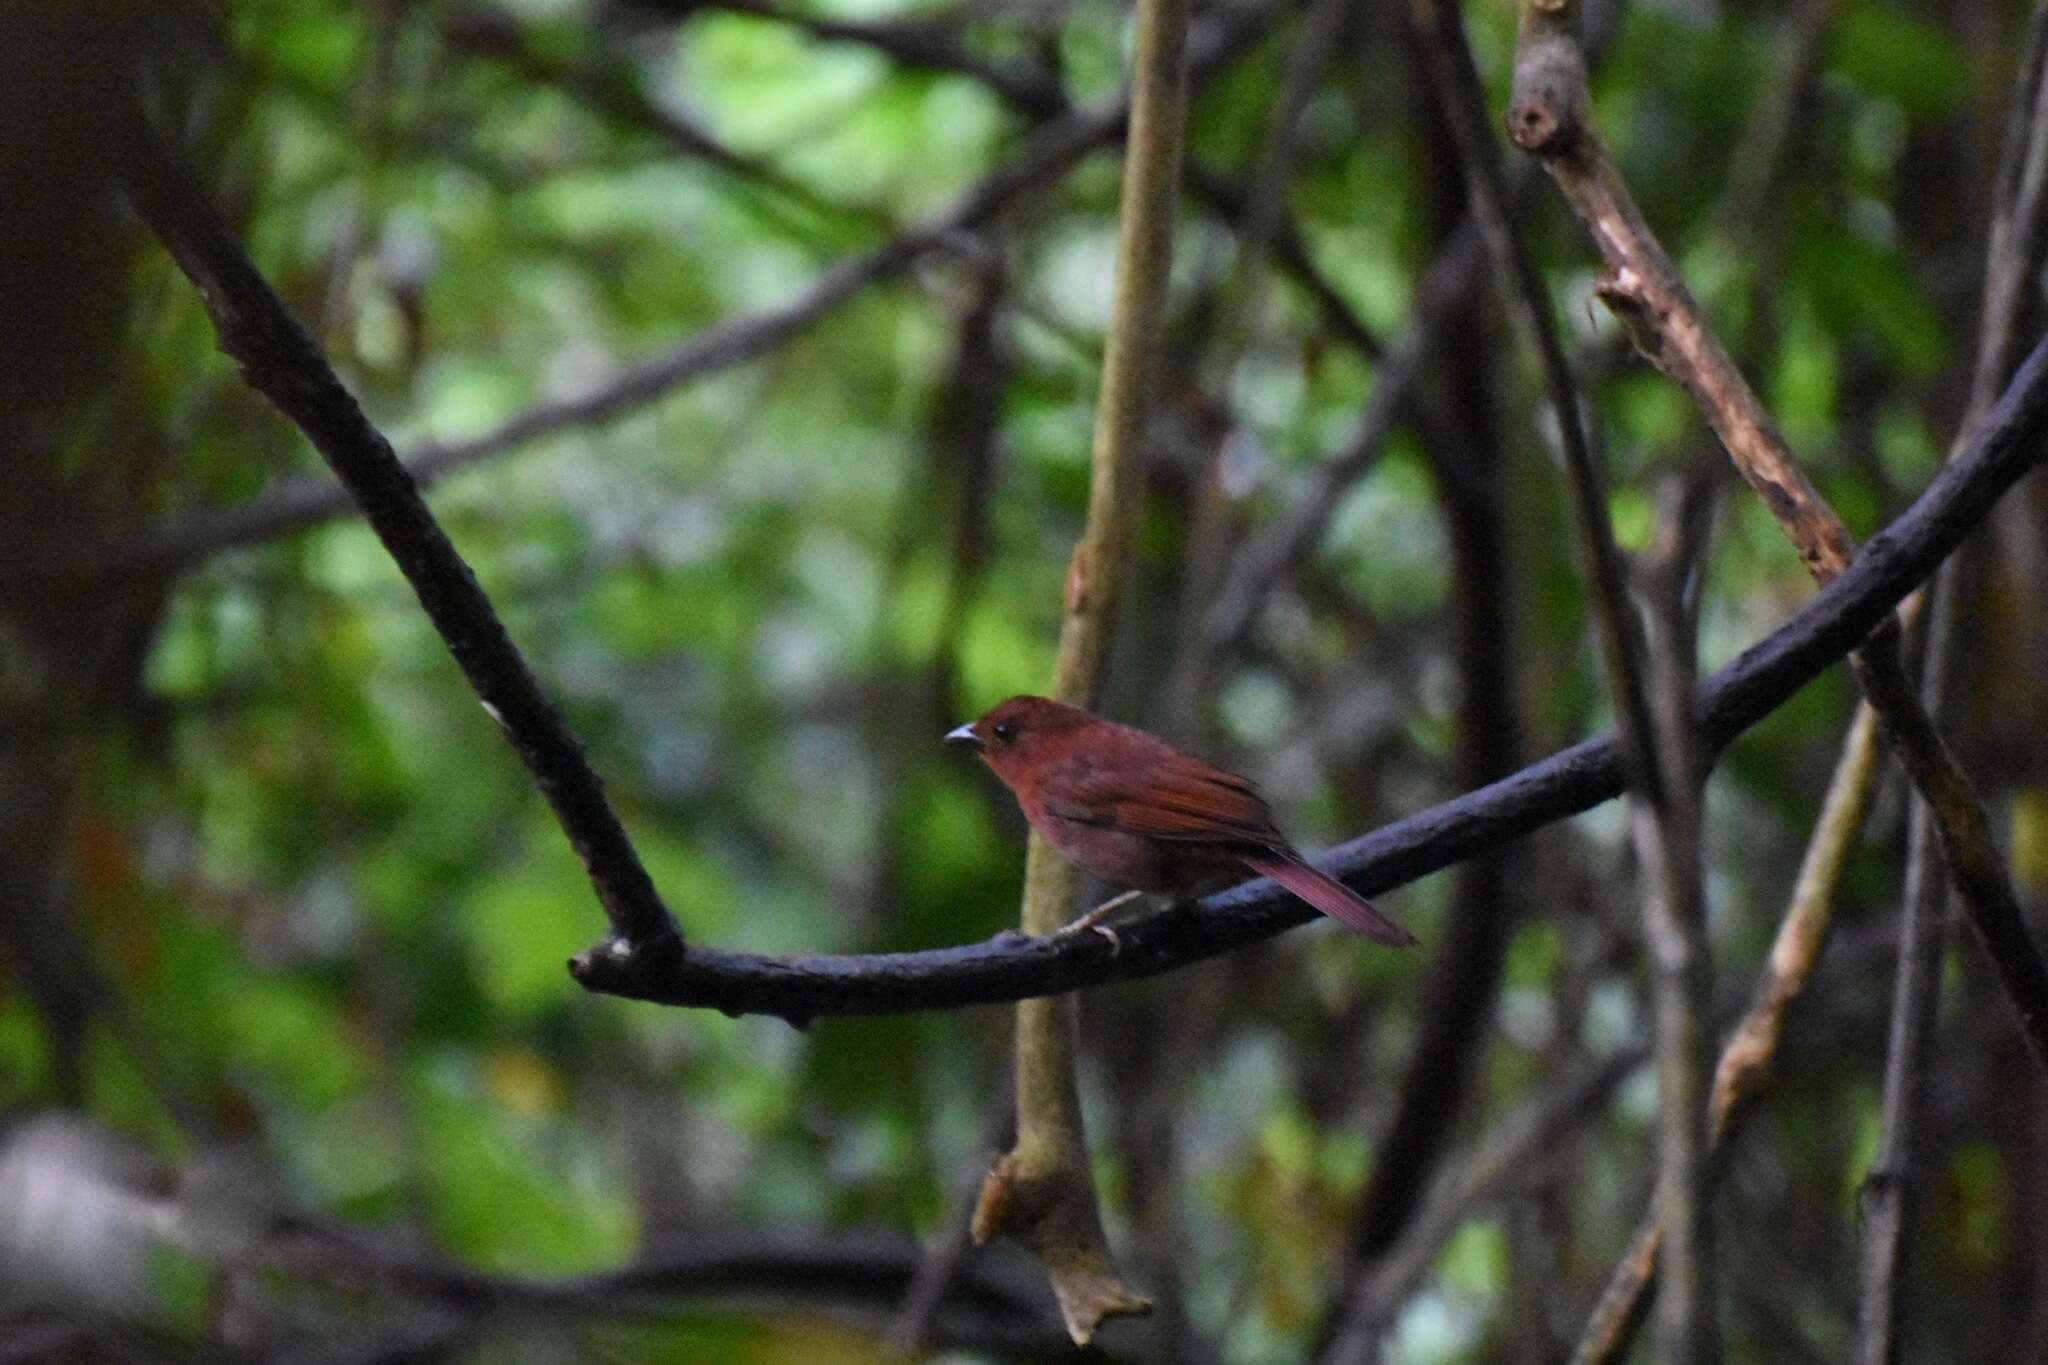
(411, 1056, 639, 1275)
(1828, 7, 1968, 117)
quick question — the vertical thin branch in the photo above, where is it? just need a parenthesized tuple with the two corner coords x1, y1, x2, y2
(1854, 570, 1961, 1365)
(1975, 0, 2048, 419)
(1630, 497, 1718, 1365)
(1315, 11, 1538, 1355)
(969, 0, 1191, 1341)
(1570, 696, 1887, 1365)
(1410, 0, 1658, 796)
(1856, 6, 2048, 1350)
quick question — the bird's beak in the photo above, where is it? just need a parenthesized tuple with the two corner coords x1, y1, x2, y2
(944, 722, 983, 750)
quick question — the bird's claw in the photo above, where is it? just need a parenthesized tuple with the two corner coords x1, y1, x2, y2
(1058, 889, 1143, 938)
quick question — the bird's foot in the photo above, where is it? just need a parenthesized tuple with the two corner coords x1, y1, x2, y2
(1055, 889, 1143, 940)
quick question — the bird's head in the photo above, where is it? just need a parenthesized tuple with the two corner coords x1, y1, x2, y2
(944, 695, 1093, 783)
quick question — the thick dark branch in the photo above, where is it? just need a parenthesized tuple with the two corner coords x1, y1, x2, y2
(571, 332, 2048, 1021)
(114, 110, 686, 959)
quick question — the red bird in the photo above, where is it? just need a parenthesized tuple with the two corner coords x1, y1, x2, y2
(946, 696, 1416, 946)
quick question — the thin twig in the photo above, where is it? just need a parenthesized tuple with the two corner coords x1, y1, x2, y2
(1853, 568, 1961, 1365)
(1630, 497, 1718, 1365)
(1411, 0, 1656, 794)
(1854, 9, 2048, 1351)
(114, 105, 685, 960)
(1570, 695, 1888, 1365)
(642, 0, 1072, 119)
(444, 5, 880, 237)
(1323, 1047, 1645, 1364)
(1202, 212, 1492, 653)
(968, 0, 1190, 1340)
(572, 333, 2048, 1018)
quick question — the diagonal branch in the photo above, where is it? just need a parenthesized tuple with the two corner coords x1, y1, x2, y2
(1410, 0, 1654, 794)
(1202, 212, 1491, 653)
(1508, 0, 2048, 1077)
(444, 4, 880, 236)
(1325, 1046, 1646, 1363)
(571, 330, 2048, 1018)
(114, 106, 685, 960)
(638, 0, 1072, 120)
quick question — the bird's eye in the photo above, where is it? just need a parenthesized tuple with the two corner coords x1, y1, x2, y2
(991, 720, 1016, 743)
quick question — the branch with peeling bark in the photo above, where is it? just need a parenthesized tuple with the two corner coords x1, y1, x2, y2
(1508, 0, 2048, 1080)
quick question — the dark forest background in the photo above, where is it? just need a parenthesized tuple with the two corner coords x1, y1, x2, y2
(4, 0, 2048, 1361)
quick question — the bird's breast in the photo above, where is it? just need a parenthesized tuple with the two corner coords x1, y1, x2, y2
(1027, 803, 1243, 896)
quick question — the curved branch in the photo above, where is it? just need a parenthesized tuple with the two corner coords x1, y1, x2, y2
(571, 330, 2048, 1021)
(117, 109, 685, 959)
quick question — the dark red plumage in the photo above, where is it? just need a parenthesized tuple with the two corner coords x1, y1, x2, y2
(946, 696, 1417, 946)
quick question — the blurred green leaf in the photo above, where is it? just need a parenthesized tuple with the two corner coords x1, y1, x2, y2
(1828, 7, 1967, 117)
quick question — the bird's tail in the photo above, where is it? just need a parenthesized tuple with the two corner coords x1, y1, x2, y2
(1241, 853, 1418, 947)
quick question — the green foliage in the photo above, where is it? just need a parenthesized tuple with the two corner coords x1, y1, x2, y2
(1828, 7, 1968, 118)
(13, 0, 2036, 1358)
(411, 1052, 640, 1273)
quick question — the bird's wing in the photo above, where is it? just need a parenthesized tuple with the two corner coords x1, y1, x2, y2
(1045, 750, 1279, 846)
